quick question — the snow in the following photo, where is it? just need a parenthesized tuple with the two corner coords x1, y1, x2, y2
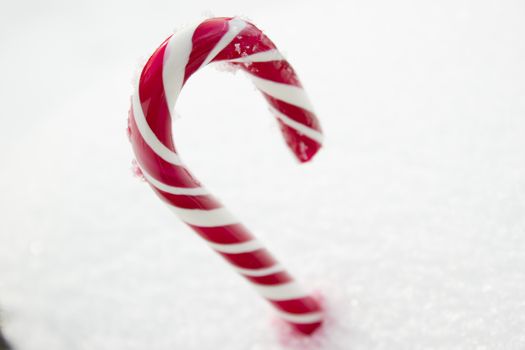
(1, 0, 525, 349)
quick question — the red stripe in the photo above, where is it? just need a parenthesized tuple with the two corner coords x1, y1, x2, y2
(238, 61, 301, 86)
(128, 112, 201, 188)
(184, 18, 230, 82)
(276, 120, 322, 163)
(219, 249, 277, 269)
(138, 38, 176, 151)
(270, 296, 322, 314)
(291, 322, 322, 335)
(263, 93, 322, 131)
(243, 271, 293, 285)
(153, 189, 222, 210)
(212, 23, 276, 62)
(188, 224, 254, 244)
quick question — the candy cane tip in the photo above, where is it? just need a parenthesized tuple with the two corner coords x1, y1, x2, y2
(294, 141, 323, 163)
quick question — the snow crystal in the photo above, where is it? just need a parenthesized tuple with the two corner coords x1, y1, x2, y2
(234, 43, 241, 54)
(213, 61, 241, 74)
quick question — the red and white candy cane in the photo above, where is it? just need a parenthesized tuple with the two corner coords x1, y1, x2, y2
(128, 17, 323, 335)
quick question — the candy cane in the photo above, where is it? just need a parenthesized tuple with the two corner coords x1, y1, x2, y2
(128, 17, 323, 335)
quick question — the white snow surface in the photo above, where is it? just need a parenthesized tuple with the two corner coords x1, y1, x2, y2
(1, 0, 525, 349)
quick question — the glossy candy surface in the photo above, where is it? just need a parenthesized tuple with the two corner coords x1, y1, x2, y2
(128, 17, 323, 335)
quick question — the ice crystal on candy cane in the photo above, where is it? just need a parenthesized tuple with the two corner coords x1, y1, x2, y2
(130, 159, 145, 181)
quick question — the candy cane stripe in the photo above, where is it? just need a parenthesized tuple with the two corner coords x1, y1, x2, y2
(248, 74, 315, 112)
(207, 239, 262, 254)
(243, 271, 293, 285)
(141, 167, 208, 195)
(225, 49, 283, 63)
(199, 18, 247, 69)
(131, 91, 183, 166)
(188, 224, 254, 244)
(129, 115, 198, 187)
(269, 105, 324, 144)
(276, 310, 323, 324)
(220, 249, 277, 269)
(262, 93, 321, 131)
(253, 282, 309, 301)
(129, 17, 323, 335)
(242, 61, 301, 86)
(163, 25, 198, 114)
(271, 297, 322, 314)
(234, 264, 284, 277)
(155, 190, 222, 210)
(169, 206, 239, 227)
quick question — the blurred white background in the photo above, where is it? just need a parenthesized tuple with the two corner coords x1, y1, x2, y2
(0, 0, 524, 349)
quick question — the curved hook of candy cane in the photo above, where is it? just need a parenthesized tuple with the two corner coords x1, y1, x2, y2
(128, 17, 323, 335)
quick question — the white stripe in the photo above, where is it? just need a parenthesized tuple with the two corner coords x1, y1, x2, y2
(235, 264, 284, 277)
(132, 89, 183, 166)
(248, 74, 315, 112)
(276, 310, 323, 324)
(226, 49, 283, 63)
(140, 166, 208, 196)
(208, 240, 262, 254)
(169, 206, 239, 227)
(253, 282, 309, 301)
(269, 106, 324, 144)
(199, 18, 247, 68)
(163, 24, 199, 115)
